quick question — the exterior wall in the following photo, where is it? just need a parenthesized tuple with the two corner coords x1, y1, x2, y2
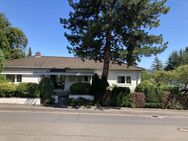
(95, 70, 141, 92)
(2, 68, 141, 92)
(22, 75, 41, 84)
(2, 68, 49, 84)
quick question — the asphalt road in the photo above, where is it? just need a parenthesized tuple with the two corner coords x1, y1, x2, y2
(0, 109, 188, 141)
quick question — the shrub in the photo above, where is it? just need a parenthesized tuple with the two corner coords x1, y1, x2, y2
(0, 82, 16, 97)
(68, 98, 93, 107)
(16, 83, 39, 98)
(110, 87, 130, 107)
(39, 77, 54, 105)
(135, 80, 163, 103)
(91, 73, 109, 101)
(70, 82, 91, 94)
(130, 92, 145, 108)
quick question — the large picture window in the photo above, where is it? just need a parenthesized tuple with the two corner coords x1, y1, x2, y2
(117, 76, 125, 83)
(6, 75, 15, 82)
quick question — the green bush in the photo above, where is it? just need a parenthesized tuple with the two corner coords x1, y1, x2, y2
(16, 83, 39, 98)
(135, 80, 163, 103)
(70, 82, 91, 94)
(39, 77, 54, 105)
(68, 98, 93, 107)
(110, 87, 130, 107)
(91, 73, 109, 102)
(130, 92, 145, 108)
(0, 82, 16, 97)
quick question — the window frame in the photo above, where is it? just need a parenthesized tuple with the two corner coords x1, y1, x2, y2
(126, 76, 132, 84)
(117, 76, 125, 83)
(16, 75, 22, 82)
(6, 74, 15, 82)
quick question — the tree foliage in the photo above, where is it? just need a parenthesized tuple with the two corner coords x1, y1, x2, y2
(0, 49, 5, 72)
(61, 0, 169, 80)
(27, 47, 32, 57)
(174, 65, 188, 89)
(165, 47, 188, 70)
(151, 57, 163, 71)
(0, 13, 28, 59)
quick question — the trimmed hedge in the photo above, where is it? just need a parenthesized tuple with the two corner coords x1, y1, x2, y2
(0, 82, 17, 97)
(39, 77, 54, 105)
(16, 83, 39, 98)
(70, 82, 91, 94)
(110, 87, 130, 107)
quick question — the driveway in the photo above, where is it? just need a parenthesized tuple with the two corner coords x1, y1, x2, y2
(0, 104, 188, 141)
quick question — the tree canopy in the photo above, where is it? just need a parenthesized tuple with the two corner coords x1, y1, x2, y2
(0, 13, 28, 59)
(61, 0, 169, 80)
(174, 65, 188, 89)
(165, 47, 188, 70)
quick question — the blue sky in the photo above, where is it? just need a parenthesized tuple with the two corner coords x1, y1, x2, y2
(0, 0, 188, 69)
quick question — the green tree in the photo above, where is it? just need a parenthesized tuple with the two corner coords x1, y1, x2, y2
(151, 57, 163, 71)
(0, 49, 5, 72)
(165, 47, 188, 70)
(174, 65, 188, 91)
(0, 13, 28, 59)
(0, 49, 5, 81)
(165, 51, 180, 70)
(27, 47, 32, 57)
(61, 0, 169, 82)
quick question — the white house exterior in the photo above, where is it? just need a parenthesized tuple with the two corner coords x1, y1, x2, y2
(2, 53, 143, 93)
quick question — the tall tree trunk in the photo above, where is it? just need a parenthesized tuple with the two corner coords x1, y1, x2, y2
(102, 31, 111, 81)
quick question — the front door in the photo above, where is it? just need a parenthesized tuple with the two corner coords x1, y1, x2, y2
(50, 75, 65, 89)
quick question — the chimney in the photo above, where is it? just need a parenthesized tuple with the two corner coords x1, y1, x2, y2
(35, 51, 41, 58)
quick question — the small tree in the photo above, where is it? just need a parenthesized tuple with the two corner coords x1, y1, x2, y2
(151, 57, 163, 71)
(27, 47, 32, 57)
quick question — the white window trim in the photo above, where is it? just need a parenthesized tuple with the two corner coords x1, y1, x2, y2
(126, 75, 132, 84)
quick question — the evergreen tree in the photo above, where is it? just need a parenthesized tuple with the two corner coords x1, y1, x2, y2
(0, 13, 27, 59)
(151, 57, 163, 71)
(61, 0, 169, 82)
(165, 47, 188, 70)
(27, 47, 32, 57)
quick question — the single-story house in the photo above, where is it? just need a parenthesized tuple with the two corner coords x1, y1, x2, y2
(2, 52, 143, 92)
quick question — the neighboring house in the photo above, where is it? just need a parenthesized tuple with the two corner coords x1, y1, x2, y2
(2, 52, 143, 92)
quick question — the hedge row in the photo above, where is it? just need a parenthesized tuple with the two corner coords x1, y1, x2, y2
(0, 77, 55, 105)
(0, 82, 39, 98)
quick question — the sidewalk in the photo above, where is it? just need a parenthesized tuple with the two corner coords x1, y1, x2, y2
(0, 104, 188, 117)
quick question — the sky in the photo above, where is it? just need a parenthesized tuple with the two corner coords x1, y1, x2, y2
(0, 0, 188, 69)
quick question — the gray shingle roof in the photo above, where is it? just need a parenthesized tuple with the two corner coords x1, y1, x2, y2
(4, 56, 144, 71)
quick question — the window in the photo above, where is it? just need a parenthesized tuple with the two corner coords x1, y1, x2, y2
(126, 76, 131, 84)
(17, 75, 22, 82)
(6, 75, 15, 82)
(84, 76, 89, 82)
(117, 76, 125, 83)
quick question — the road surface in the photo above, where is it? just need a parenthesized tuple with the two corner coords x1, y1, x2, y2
(0, 108, 188, 141)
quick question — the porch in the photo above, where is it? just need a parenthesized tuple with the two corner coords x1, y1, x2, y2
(41, 72, 93, 95)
